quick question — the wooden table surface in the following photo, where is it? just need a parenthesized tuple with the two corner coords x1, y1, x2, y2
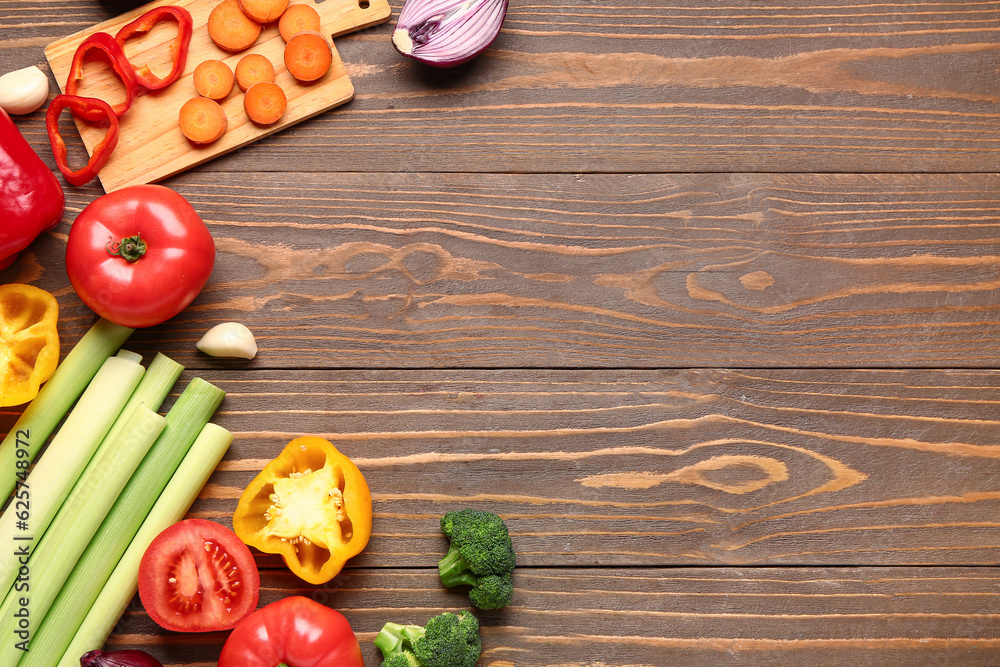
(3, 0, 1000, 665)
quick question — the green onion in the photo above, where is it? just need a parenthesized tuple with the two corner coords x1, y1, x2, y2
(57, 423, 234, 666)
(0, 405, 166, 666)
(22, 377, 225, 667)
(0, 318, 133, 502)
(0, 351, 144, 603)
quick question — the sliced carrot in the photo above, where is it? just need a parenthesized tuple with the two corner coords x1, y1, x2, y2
(279, 3, 321, 42)
(238, 0, 288, 23)
(243, 81, 287, 125)
(193, 59, 235, 99)
(235, 53, 275, 92)
(208, 0, 261, 52)
(283, 30, 332, 82)
(179, 96, 228, 144)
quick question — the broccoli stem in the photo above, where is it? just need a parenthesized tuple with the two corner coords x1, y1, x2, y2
(438, 544, 481, 588)
(375, 622, 428, 658)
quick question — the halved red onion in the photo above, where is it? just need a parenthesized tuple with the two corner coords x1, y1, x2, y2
(80, 650, 163, 667)
(392, 0, 508, 68)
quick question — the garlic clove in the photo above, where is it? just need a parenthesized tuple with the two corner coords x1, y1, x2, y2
(197, 322, 258, 359)
(0, 66, 50, 115)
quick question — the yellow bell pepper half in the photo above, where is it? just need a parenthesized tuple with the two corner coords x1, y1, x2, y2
(233, 436, 373, 585)
(0, 284, 59, 407)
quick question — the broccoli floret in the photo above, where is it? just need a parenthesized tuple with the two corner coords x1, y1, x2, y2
(374, 610, 482, 667)
(438, 508, 516, 610)
(382, 653, 421, 667)
(467, 573, 513, 610)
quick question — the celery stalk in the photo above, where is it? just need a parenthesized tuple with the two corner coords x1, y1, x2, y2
(0, 405, 166, 666)
(57, 423, 234, 666)
(0, 353, 144, 605)
(0, 319, 133, 502)
(22, 377, 225, 667)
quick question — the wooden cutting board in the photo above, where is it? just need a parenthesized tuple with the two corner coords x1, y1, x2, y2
(44, 0, 390, 192)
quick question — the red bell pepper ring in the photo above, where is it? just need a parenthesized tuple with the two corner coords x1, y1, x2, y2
(65, 31, 139, 117)
(46, 94, 120, 187)
(115, 6, 193, 91)
(0, 107, 65, 270)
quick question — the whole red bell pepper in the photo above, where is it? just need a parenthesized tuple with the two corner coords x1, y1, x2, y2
(217, 596, 365, 667)
(0, 107, 65, 271)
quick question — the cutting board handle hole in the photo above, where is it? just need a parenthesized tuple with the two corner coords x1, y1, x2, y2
(358, 0, 370, 8)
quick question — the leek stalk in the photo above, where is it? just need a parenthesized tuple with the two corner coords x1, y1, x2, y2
(76, 353, 183, 468)
(22, 377, 225, 667)
(56, 423, 234, 666)
(0, 319, 133, 501)
(0, 352, 144, 603)
(0, 405, 166, 667)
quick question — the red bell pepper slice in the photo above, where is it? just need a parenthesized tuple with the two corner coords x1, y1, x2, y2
(115, 6, 193, 91)
(46, 94, 120, 187)
(65, 31, 138, 117)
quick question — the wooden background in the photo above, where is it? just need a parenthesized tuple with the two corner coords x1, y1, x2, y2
(2, 0, 1000, 665)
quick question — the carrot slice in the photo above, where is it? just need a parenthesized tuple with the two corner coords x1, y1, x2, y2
(193, 59, 235, 99)
(208, 0, 261, 52)
(179, 96, 228, 144)
(243, 81, 287, 124)
(235, 53, 275, 92)
(279, 3, 321, 42)
(283, 30, 332, 82)
(238, 0, 288, 23)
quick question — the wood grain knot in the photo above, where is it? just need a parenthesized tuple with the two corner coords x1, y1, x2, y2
(578, 455, 789, 495)
(219, 238, 500, 288)
(739, 271, 774, 291)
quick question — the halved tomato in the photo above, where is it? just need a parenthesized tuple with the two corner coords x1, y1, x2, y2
(138, 519, 260, 632)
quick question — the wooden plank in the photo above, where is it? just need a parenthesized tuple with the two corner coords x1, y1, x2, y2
(4, 0, 1000, 173)
(104, 567, 1000, 666)
(8, 172, 999, 369)
(5, 368, 994, 567)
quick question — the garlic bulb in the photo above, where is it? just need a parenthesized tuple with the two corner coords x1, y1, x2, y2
(197, 322, 258, 359)
(0, 66, 49, 115)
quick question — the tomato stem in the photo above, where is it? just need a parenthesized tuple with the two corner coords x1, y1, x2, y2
(107, 233, 148, 262)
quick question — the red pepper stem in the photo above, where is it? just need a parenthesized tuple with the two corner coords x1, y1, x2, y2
(276, 664, 290, 667)
(107, 234, 147, 262)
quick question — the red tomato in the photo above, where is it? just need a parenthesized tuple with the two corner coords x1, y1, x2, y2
(138, 519, 260, 632)
(66, 184, 215, 328)
(217, 596, 364, 667)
